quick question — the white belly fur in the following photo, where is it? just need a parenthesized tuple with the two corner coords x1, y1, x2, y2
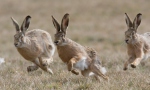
(74, 56, 88, 70)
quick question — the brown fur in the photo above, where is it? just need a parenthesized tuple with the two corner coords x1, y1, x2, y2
(11, 16, 55, 74)
(52, 13, 108, 81)
(124, 13, 150, 70)
(57, 39, 90, 63)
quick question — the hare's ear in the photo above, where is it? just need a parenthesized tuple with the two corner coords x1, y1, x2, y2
(133, 13, 142, 31)
(21, 15, 31, 35)
(11, 17, 20, 32)
(52, 16, 61, 32)
(61, 13, 69, 34)
(125, 13, 133, 28)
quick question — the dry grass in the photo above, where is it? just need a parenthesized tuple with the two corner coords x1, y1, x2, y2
(0, 0, 150, 90)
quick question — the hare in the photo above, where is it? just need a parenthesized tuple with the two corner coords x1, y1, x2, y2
(11, 15, 55, 74)
(52, 13, 108, 81)
(123, 13, 150, 70)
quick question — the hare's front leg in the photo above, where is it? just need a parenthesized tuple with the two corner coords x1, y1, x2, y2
(131, 49, 144, 68)
(123, 57, 135, 70)
(68, 58, 79, 75)
(38, 57, 53, 74)
(131, 58, 143, 68)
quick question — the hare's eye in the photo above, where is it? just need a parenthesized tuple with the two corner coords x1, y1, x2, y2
(18, 36, 23, 42)
(20, 36, 22, 39)
(14, 35, 18, 39)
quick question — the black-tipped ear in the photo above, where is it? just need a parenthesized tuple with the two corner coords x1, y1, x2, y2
(125, 13, 133, 28)
(52, 16, 61, 32)
(133, 13, 142, 31)
(61, 13, 69, 34)
(21, 15, 31, 34)
(11, 17, 20, 32)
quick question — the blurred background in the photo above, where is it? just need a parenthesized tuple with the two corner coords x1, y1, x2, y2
(0, 0, 149, 90)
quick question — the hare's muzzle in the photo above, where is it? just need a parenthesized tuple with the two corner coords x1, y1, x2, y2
(14, 43, 18, 47)
(125, 40, 129, 44)
(54, 41, 59, 45)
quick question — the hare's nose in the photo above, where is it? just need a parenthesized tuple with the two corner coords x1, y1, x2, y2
(125, 40, 129, 43)
(54, 41, 59, 44)
(14, 43, 18, 46)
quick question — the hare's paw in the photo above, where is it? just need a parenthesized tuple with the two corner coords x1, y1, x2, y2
(123, 67, 128, 70)
(27, 65, 39, 72)
(131, 60, 141, 68)
(130, 64, 136, 68)
(47, 68, 53, 75)
(71, 69, 79, 75)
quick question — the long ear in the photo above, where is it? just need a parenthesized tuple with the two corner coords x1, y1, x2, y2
(52, 16, 61, 32)
(11, 17, 20, 32)
(21, 15, 31, 35)
(133, 13, 142, 31)
(125, 13, 133, 28)
(61, 13, 69, 34)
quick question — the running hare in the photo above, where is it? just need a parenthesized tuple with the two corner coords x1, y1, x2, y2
(11, 16, 55, 74)
(52, 13, 108, 81)
(123, 13, 150, 70)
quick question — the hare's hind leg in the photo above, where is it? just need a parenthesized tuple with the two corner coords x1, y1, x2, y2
(71, 69, 79, 75)
(90, 64, 109, 81)
(38, 57, 53, 74)
(81, 69, 100, 81)
(27, 64, 39, 72)
(81, 69, 91, 77)
(27, 58, 41, 72)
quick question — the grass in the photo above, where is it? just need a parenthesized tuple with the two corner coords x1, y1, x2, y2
(0, 0, 150, 90)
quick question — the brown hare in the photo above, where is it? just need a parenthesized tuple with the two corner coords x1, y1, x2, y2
(52, 13, 108, 81)
(123, 13, 150, 70)
(11, 16, 55, 74)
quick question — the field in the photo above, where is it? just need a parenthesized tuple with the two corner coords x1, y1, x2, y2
(0, 0, 150, 90)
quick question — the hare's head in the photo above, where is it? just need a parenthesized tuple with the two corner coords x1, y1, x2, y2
(125, 13, 142, 44)
(11, 16, 31, 48)
(52, 13, 69, 46)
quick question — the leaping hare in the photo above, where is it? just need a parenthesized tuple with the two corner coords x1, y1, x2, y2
(11, 16, 55, 74)
(123, 13, 150, 70)
(52, 13, 108, 81)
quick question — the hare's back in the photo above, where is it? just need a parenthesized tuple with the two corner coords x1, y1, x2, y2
(26, 29, 55, 56)
(143, 32, 150, 41)
(26, 29, 53, 42)
(26, 29, 51, 37)
(141, 32, 150, 50)
(26, 29, 54, 47)
(143, 32, 150, 37)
